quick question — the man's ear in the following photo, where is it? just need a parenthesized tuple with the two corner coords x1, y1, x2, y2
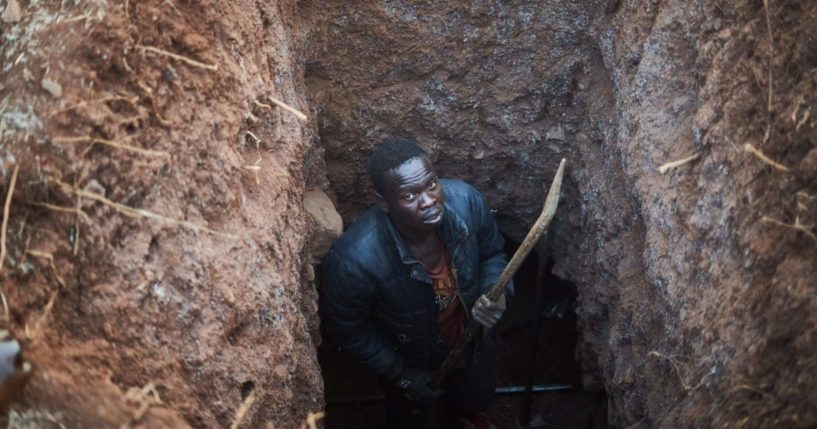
(375, 191, 389, 214)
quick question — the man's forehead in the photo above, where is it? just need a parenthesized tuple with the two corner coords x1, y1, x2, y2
(386, 157, 437, 188)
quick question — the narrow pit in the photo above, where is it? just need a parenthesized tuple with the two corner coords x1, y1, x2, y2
(318, 234, 607, 428)
(3, 0, 814, 427)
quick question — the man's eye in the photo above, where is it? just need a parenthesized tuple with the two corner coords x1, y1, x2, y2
(427, 180, 437, 189)
(403, 193, 415, 200)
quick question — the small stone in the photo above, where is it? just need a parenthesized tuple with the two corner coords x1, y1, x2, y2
(2, 0, 21, 23)
(472, 149, 485, 160)
(303, 189, 343, 259)
(41, 78, 62, 98)
(546, 124, 565, 141)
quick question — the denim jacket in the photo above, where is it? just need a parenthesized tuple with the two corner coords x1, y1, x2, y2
(320, 179, 513, 377)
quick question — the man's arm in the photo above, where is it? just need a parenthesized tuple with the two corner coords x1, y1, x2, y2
(319, 250, 403, 378)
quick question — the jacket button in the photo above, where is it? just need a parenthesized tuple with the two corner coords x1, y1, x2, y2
(398, 333, 410, 344)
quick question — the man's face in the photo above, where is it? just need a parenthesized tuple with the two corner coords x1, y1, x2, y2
(380, 156, 445, 233)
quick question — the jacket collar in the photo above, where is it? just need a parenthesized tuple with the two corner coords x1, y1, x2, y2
(381, 201, 469, 266)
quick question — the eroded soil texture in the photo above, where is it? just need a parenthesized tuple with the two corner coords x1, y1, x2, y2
(1, 0, 816, 428)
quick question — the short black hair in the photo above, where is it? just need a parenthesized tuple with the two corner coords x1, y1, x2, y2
(368, 137, 427, 194)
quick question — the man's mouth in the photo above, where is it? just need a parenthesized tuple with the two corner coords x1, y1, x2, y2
(422, 207, 443, 223)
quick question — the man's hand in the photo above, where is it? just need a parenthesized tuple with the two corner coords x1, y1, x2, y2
(471, 293, 507, 329)
(395, 368, 441, 401)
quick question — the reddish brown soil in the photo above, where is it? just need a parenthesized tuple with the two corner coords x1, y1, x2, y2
(1, 0, 324, 427)
(2, 0, 816, 428)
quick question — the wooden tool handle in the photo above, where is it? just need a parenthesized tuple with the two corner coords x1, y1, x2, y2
(430, 159, 566, 389)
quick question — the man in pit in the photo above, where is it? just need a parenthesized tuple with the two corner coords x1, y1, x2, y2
(320, 137, 512, 428)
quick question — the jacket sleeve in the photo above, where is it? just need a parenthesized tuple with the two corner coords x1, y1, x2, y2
(319, 249, 403, 378)
(471, 189, 515, 301)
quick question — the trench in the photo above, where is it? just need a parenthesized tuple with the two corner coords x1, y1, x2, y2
(316, 236, 607, 428)
(3, 0, 813, 427)
(303, 0, 623, 426)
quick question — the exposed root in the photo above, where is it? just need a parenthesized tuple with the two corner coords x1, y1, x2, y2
(658, 153, 701, 174)
(796, 191, 816, 202)
(761, 215, 817, 243)
(762, 0, 774, 114)
(25, 250, 67, 289)
(648, 351, 710, 391)
(743, 143, 790, 172)
(0, 165, 20, 275)
(792, 103, 811, 132)
(25, 289, 59, 341)
(136, 45, 218, 71)
(52, 180, 237, 239)
(246, 131, 261, 149)
(229, 389, 257, 429)
(47, 94, 139, 118)
(52, 136, 169, 158)
(728, 384, 778, 402)
(244, 157, 262, 185)
(28, 201, 91, 224)
(73, 182, 82, 255)
(254, 98, 308, 122)
(62, 12, 93, 23)
(136, 80, 172, 126)
(298, 411, 326, 429)
(0, 288, 9, 326)
(124, 382, 162, 424)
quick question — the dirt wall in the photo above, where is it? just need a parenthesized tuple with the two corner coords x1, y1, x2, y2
(2, 0, 815, 427)
(1, 0, 323, 427)
(305, 0, 817, 427)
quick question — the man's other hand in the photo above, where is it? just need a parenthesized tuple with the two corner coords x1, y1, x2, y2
(396, 368, 441, 401)
(471, 293, 506, 329)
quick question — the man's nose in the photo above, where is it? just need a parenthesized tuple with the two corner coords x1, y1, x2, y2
(419, 191, 436, 209)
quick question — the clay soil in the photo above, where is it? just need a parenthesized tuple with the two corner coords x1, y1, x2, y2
(1, 0, 816, 428)
(1, 1, 323, 427)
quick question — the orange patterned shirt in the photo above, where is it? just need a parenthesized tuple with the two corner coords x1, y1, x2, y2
(426, 246, 466, 350)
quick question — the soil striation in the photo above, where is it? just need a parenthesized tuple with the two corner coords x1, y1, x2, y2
(2, 0, 815, 427)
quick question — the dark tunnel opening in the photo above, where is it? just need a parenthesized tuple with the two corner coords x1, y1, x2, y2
(317, 234, 608, 428)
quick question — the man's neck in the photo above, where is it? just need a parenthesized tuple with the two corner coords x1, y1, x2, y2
(394, 222, 439, 248)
